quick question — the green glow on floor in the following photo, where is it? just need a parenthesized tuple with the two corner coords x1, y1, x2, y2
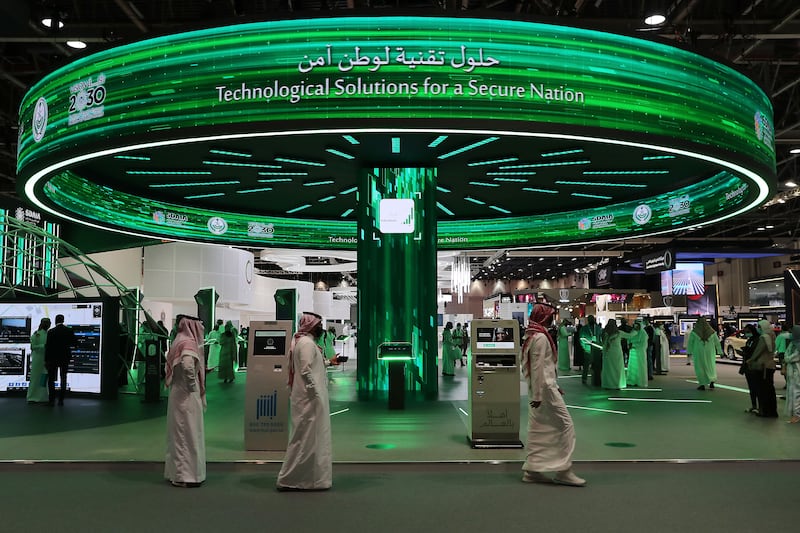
(366, 444, 397, 450)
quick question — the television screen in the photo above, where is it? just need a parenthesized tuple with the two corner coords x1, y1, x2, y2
(671, 262, 705, 296)
(660, 271, 673, 296)
(0, 302, 104, 393)
(475, 327, 516, 350)
(0, 317, 32, 344)
(252, 330, 287, 356)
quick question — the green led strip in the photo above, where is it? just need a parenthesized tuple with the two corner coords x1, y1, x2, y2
(16, 16, 775, 249)
(42, 167, 753, 248)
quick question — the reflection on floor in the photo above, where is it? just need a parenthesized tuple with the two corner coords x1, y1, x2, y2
(1, 357, 798, 463)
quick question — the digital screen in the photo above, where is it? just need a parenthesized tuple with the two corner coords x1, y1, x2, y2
(671, 262, 706, 296)
(252, 330, 287, 356)
(0, 302, 104, 393)
(17, 16, 773, 251)
(0, 317, 32, 344)
(475, 327, 516, 350)
(679, 319, 696, 335)
(661, 270, 673, 296)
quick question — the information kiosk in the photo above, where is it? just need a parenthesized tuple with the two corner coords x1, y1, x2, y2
(468, 319, 523, 448)
(244, 321, 292, 451)
(378, 341, 414, 410)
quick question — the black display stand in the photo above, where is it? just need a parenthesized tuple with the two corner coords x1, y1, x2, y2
(388, 361, 405, 410)
(143, 339, 161, 403)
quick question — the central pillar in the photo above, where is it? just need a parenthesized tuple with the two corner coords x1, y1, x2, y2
(357, 167, 438, 399)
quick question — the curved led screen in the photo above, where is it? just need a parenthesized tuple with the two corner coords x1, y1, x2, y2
(17, 15, 775, 249)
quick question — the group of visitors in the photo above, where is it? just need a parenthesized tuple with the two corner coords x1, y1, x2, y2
(441, 321, 468, 375)
(26, 314, 75, 406)
(575, 315, 671, 390)
(161, 306, 800, 492)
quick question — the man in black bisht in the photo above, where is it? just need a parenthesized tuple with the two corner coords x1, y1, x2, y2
(45, 314, 76, 406)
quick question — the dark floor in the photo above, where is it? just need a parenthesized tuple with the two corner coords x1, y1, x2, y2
(1, 460, 797, 533)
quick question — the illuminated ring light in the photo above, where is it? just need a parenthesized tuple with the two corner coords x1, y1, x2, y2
(17, 16, 776, 250)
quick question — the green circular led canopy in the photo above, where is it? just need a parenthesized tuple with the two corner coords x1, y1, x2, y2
(17, 16, 776, 250)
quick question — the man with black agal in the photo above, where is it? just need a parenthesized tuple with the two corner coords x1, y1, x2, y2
(521, 303, 586, 487)
(277, 312, 338, 491)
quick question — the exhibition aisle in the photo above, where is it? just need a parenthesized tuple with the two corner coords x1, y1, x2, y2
(1, 361, 798, 463)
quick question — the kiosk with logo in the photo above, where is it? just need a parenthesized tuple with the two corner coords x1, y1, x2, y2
(468, 319, 523, 448)
(378, 341, 414, 410)
(244, 320, 292, 451)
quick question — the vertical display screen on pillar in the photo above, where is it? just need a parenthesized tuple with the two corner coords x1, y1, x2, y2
(378, 199, 415, 234)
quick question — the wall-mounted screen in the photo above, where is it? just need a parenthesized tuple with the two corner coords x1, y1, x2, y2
(475, 326, 516, 350)
(252, 330, 287, 356)
(671, 263, 706, 296)
(0, 301, 104, 393)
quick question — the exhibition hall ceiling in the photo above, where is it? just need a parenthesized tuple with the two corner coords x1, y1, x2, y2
(1, 1, 799, 284)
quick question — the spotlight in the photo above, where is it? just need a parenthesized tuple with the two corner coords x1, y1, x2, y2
(41, 17, 64, 29)
(66, 40, 87, 49)
(644, 13, 666, 25)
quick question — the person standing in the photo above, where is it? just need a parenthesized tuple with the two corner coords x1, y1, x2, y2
(745, 319, 778, 417)
(45, 314, 76, 406)
(579, 315, 602, 386)
(277, 312, 334, 491)
(441, 322, 456, 376)
(687, 317, 722, 391)
(217, 320, 238, 383)
(557, 319, 573, 373)
(600, 320, 628, 390)
(657, 323, 671, 374)
(738, 324, 761, 414)
(783, 325, 800, 423)
(27, 317, 51, 403)
(453, 324, 465, 367)
(520, 303, 585, 487)
(205, 319, 223, 372)
(164, 315, 206, 488)
(775, 322, 791, 388)
(626, 320, 649, 388)
(572, 321, 584, 370)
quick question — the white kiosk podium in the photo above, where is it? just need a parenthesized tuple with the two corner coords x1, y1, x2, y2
(468, 319, 523, 448)
(244, 320, 292, 451)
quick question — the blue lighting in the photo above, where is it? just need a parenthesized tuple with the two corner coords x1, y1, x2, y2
(275, 157, 326, 167)
(341, 208, 354, 217)
(391, 137, 400, 154)
(209, 149, 251, 158)
(319, 195, 337, 202)
(555, 180, 647, 188)
(287, 204, 313, 214)
(202, 160, 280, 169)
(257, 178, 293, 183)
(437, 202, 454, 216)
(438, 137, 499, 159)
(340, 187, 358, 195)
(464, 196, 486, 205)
(185, 192, 226, 199)
(437, 186, 451, 193)
(500, 160, 590, 169)
(237, 187, 273, 194)
(428, 135, 448, 148)
(326, 148, 355, 159)
(492, 177, 528, 183)
(150, 180, 239, 188)
(469, 181, 500, 187)
(541, 148, 584, 157)
(489, 205, 511, 214)
(342, 135, 360, 145)
(114, 155, 150, 161)
(304, 180, 335, 187)
(523, 187, 558, 194)
(467, 157, 519, 167)
(572, 192, 612, 199)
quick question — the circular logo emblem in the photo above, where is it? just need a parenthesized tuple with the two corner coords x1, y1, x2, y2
(207, 216, 228, 235)
(32, 97, 49, 142)
(245, 259, 253, 284)
(663, 250, 674, 270)
(153, 211, 165, 224)
(633, 204, 652, 225)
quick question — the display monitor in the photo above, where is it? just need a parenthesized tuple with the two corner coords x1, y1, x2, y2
(671, 263, 706, 296)
(252, 330, 287, 356)
(679, 319, 697, 335)
(0, 317, 32, 344)
(475, 326, 516, 350)
(0, 301, 104, 393)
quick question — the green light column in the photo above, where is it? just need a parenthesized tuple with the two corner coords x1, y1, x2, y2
(357, 168, 438, 399)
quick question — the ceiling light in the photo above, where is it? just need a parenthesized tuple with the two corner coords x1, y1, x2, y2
(644, 14, 666, 26)
(790, 148, 800, 154)
(41, 17, 65, 29)
(66, 40, 87, 49)
(785, 180, 798, 188)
